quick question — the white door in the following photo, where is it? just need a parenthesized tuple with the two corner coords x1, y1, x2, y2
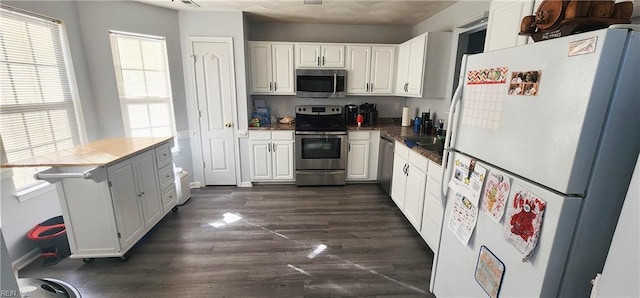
(370, 46, 395, 94)
(407, 35, 426, 96)
(322, 45, 345, 68)
(250, 140, 272, 181)
(484, 0, 534, 52)
(433, 152, 581, 297)
(395, 42, 410, 94)
(403, 165, 427, 230)
(296, 44, 321, 68)
(249, 42, 272, 93)
(347, 140, 370, 179)
(390, 154, 408, 209)
(346, 45, 371, 94)
(271, 43, 295, 94)
(272, 140, 294, 181)
(192, 41, 237, 185)
(135, 150, 162, 227)
(108, 159, 145, 249)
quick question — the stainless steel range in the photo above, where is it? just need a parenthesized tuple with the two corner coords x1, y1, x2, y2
(295, 105, 347, 186)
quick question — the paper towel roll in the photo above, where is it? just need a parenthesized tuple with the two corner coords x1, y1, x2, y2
(401, 107, 411, 127)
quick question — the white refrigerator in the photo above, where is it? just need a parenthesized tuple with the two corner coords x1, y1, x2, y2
(432, 28, 640, 297)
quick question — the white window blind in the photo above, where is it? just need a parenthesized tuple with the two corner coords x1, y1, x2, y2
(0, 7, 82, 190)
(109, 31, 176, 138)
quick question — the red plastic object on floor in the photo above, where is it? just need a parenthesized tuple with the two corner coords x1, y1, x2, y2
(27, 216, 71, 266)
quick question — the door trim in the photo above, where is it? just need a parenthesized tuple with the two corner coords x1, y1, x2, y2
(186, 36, 242, 186)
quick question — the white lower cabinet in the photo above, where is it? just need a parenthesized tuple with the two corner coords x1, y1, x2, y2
(390, 141, 429, 231)
(420, 160, 444, 252)
(48, 139, 176, 259)
(347, 131, 379, 181)
(249, 131, 295, 182)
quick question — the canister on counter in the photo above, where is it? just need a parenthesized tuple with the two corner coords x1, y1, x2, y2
(414, 117, 421, 133)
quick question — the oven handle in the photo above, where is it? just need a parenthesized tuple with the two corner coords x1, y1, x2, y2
(296, 170, 345, 175)
(295, 131, 347, 136)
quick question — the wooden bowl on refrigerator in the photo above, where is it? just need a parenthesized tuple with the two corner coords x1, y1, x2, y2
(565, 0, 591, 19)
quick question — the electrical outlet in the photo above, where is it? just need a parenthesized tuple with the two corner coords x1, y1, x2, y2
(395, 102, 400, 110)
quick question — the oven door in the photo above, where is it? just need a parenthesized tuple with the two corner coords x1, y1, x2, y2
(295, 132, 347, 170)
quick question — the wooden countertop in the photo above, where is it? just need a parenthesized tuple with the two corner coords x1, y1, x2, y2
(1, 137, 173, 168)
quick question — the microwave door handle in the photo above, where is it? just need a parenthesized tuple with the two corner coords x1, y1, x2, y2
(333, 73, 337, 96)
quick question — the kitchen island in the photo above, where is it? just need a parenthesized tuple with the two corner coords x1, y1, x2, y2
(2, 137, 177, 261)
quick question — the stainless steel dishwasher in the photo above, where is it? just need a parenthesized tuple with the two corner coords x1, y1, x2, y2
(378, 134, 395, 195)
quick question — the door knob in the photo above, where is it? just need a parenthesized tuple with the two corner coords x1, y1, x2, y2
(225, 123, 232, 128)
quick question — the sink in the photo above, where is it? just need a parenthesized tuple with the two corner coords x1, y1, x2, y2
(404, 136, 444, 154)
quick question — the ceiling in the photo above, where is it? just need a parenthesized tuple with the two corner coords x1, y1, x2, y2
(134, 0, 457, 25)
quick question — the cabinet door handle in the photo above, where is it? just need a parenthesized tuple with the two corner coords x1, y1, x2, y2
(274, 82, 277, 91)
(366, 83, 369, 92)
(322, 56, 325, 66)
(348, 143, 351, 151)
(369, 83, 373, 91)
(166, 174, 171, 178)
(317, 56, 320, 66)
(268, 143, 271, 152)
(269, 82, 273, 91)
(272, 142, 276, 152)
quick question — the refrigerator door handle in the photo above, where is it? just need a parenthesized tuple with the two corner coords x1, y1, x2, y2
(440, 55, 467, 202)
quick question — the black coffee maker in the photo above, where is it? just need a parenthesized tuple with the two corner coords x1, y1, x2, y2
(344, 104, 358, 125)
(359, 103, 378, 126)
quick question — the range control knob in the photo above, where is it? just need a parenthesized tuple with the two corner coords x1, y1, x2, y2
(303, 108, 307, 111)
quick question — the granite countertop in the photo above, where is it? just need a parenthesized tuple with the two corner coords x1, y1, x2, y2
(0, 137, 173, 168)
(348, 123, 443, 165)
(249, 123, 295, 130)
(249, 118, 443, 165)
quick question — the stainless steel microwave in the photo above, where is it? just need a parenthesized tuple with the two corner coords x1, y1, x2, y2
(296, 69, 346, 98)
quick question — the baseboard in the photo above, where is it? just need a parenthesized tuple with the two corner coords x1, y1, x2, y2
(12, 248, 40, 271)
(238, 181, 253, 187)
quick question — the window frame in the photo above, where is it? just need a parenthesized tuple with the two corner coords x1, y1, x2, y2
(0, 5, 87, 193)
(108, 30, 177, 139)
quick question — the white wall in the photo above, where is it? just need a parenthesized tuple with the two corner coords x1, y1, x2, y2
(254, 96, 405, 120)
(3, 1, 101, 141)
(407, 1, 492, 125)
(179, 11, 252, 185)
(74, 1, 193, 175)
(249, 22, 412, 43)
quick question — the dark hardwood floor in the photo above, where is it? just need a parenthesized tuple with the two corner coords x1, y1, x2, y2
(19, 184, 435, 297)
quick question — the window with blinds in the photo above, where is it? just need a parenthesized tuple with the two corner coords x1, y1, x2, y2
(0, 7, 83, 190)
(109, 31, 176, 138)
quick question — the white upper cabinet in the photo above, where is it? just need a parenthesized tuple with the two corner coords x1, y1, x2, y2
(484, 0, 535, 52)
(370, 46, 396, 94)
(346, 45, 395, 95)
(295, 43, 345, 68)
(249, 42, 295, 95)
(395, 32, 452, 99)
(406, 35, 427, 96)
(395, 42, 411, 95)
